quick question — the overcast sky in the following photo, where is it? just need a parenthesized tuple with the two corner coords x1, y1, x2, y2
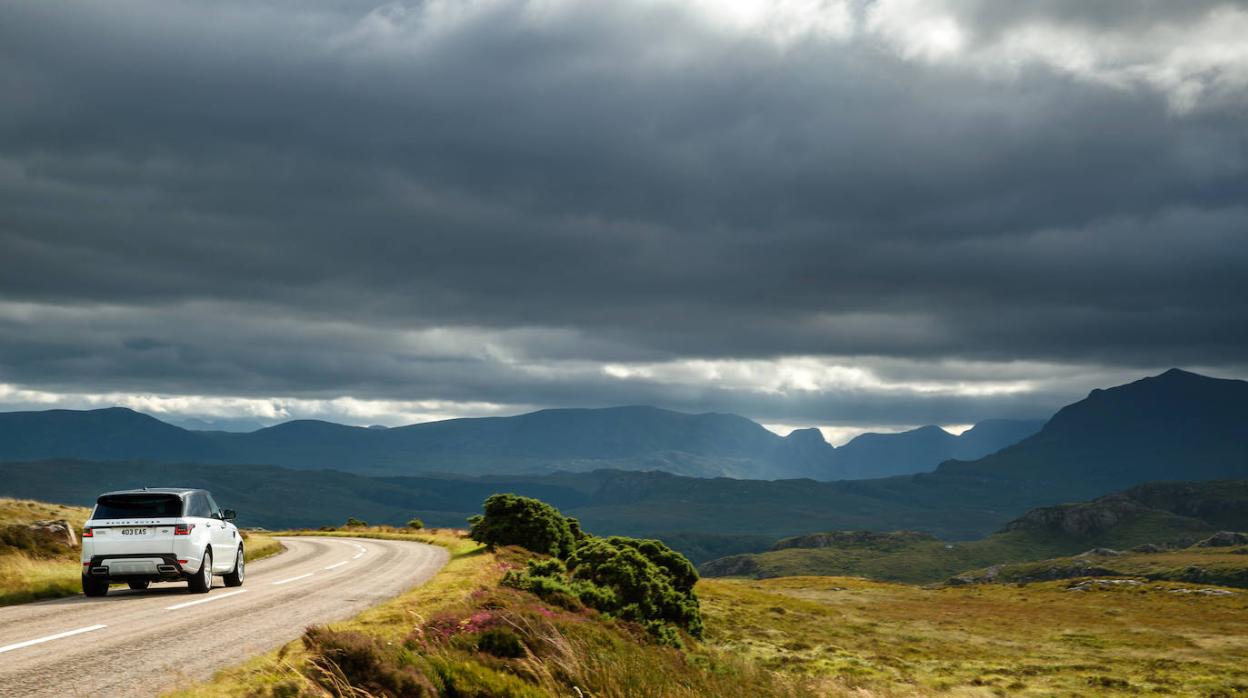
(1, 1, 1246, 440)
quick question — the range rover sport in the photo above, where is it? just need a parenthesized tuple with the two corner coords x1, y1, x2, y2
(81, 488, 244, 596)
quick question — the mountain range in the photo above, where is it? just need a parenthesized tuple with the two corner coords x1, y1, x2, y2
(0, 404, 1042, 481)
(0, 369, 1244, 565)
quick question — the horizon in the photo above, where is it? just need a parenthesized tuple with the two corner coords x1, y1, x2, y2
(1, 365, 1236, 446)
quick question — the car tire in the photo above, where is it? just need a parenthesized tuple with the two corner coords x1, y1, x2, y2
(223, 546, 245, 587)
(127, 580, 151, 591)
(82, 574, 109, 597)
(188, 550, 213, 594)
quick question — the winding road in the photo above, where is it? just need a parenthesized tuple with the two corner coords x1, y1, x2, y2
(0, 536, 449, 697)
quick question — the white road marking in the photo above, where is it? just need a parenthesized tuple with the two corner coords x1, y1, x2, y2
(0, 624, 107, 654)
(324, 561, 348, 570)
(352, 552, 363, 559)
(165, 590, 248, 610)
(272, 572, 314, 586)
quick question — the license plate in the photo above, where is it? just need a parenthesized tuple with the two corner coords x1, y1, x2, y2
(121, 528, 149, 536)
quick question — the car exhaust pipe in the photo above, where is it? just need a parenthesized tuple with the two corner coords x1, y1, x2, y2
(91, 567, 109, 575)
(157, 564, 178, 574)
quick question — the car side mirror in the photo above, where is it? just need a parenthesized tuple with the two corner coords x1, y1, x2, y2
(222, 509, 236, 522)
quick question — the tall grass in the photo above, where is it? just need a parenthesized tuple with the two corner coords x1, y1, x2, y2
(0, 552, 81, 605)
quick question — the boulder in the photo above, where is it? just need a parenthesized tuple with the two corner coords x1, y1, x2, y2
(1078, 548, 1124, 557)
(27, 519, 78, 548)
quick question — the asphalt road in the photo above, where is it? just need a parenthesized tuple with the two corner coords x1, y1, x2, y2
(0, 536, 449, 697)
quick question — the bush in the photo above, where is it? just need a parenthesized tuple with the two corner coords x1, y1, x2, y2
(525, 557, 566, 579)
(468, 494, 577, 558)
(407, 518, 425, 530)
(345, 516, 368, 528)
(567, 536, 703, 639)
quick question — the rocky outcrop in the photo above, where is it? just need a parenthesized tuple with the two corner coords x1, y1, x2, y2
(0, 519, 78, 555)
(1194, 531, 1248, 548)
(699, 554, 762, 578)
(1002, 494, 1143, 537)
(947, 561, 1120, 586)
(1077, 548, 1123, 557)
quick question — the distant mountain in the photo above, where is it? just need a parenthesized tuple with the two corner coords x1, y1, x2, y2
(0, 404, 1039, 480)
(833, 419, 1044, 478)
(936, 369, 1248, 500)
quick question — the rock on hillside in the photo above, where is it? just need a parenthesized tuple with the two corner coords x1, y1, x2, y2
(1003, 494, 1149, 537)
(1195, 531, 1248, 548)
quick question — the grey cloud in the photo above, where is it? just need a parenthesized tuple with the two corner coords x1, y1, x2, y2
(0, 0, 1246, 426)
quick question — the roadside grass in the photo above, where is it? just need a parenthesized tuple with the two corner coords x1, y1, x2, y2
(0, 551, 83, 605)
(0, 497, 92, 605)
(168, 529, 827, 698)
(241, 531, 285, 564)
(698, 574, 1248, 696)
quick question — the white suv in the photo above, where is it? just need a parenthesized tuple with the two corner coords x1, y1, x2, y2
(81, 488, 245, 596)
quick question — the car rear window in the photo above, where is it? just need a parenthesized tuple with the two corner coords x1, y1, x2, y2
(93, 494, 184, 519)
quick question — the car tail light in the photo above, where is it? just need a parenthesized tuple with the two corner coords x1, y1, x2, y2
(175, 523, 195, 536)
(177, 559, 188, 565)
(82, 527, 93, 538)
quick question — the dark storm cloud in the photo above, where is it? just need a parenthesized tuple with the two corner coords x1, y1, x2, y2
(0, 0, 1246, 427)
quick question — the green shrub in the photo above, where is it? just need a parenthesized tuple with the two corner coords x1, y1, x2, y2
(468, 494, 576, 558)
(407, 518, 425, 530)
(525, 557, 566, 579)
(567, 536, 703, 639)
(344, 516, 368, 528)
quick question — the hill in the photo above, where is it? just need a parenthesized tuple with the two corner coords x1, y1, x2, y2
(935, 369, 1248, 501)
(0, 404, 1038, 480)
(700, 481, 1244, 583)
(0, 459, 1009, 562)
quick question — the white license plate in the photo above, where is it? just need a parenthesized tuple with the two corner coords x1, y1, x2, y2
(120, 528, 149, 536)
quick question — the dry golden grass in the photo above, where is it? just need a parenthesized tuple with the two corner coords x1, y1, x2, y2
(0, 497, 92, 605)
(699, 575, 1248, 696)
(0, 497, 91, 528)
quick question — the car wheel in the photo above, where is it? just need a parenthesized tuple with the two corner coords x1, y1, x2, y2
(223, 546, 245, 587)
(127, 580, 150, 591)
(82, 574, 109, 597)
(188, 550, 213, 594)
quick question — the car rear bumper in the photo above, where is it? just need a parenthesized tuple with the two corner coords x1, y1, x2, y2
(86, 553, 186, 580)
